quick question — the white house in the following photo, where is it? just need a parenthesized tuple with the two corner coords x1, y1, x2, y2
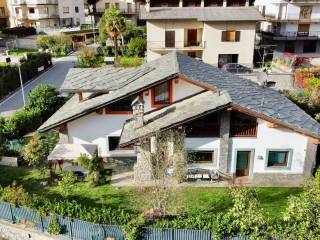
(139, 0, 262, 67)
(255, 0, 320, 54)
(39, 52, 320, 186)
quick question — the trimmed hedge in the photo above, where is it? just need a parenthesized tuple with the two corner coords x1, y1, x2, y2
(2, 26, 36, 37)
(0, 53, 52, 100)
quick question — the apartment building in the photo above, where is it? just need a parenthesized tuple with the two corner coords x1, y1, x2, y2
(255, 0, 320, 54)
(140, 0, 262, 68)
(0, 0, 9, 28)
(92, 0, 139, 23)
(7, 0, 85, 28)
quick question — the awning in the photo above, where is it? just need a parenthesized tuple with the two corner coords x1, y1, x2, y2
(48, 144, 97, 161)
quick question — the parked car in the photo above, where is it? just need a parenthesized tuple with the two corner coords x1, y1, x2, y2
(222, 63, 253, 74)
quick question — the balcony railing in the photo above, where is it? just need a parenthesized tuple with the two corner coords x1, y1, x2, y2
(262, 30, 320, 39)
(148, 41, 206, 50)
(96, 8, 137, 14)
(230, 123, 257, 137)
(10, 0, 58, 5)
(16, 13, 59, 20)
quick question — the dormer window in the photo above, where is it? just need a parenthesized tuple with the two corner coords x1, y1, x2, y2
(151, 81, 172, 108)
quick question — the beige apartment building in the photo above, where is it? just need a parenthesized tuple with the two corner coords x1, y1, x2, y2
(141, 0, 263, 67)
(0, 0, 9, 28)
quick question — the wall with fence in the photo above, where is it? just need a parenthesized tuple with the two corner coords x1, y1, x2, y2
(0, 201, 249, 240)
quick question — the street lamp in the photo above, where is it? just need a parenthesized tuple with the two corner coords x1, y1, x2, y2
(18, 63, 26, 107)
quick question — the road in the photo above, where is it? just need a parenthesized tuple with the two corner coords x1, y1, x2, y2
(0, 54, 77, 116)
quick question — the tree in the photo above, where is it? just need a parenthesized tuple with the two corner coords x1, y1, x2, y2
(27, 84, 64, 120)
(280, 170, 320, 239)
(127, 37, 146, 57)
(59, 171, 76, 196)
(0, 181, 29, 206)
(22, 135, 47, 170)
(99, 6, 126, 62)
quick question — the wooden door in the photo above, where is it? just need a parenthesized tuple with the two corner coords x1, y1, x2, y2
(187, 29, 197, 46)
(188, 52, 196, 58)
(298, 24, 310, 36)
(165, 31, 175, 48)
(236, 151, 251, 176)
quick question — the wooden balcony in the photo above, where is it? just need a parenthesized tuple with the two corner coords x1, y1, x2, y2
(230, 123, 257, 137)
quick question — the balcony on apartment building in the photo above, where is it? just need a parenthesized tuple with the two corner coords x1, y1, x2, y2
(148, 0, 254, 8)
(16, 12, 59, 20)
(10, 0, 58, 5)
(264, 6, 319, 23)
(96, 3, 136, 15)
(148, 29, 205, 51)
(261, 29, 320, 40)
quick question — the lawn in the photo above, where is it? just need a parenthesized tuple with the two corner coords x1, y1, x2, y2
(0, 166, 302, 220)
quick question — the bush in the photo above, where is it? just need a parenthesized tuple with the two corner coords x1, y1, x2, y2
(127, 37, 146, 57)
(280, 170, 320, 239)
(213, 188, 270, 239)
(36, 34, 73, 57)
(2, 27, 36, 37)
(124, 24, 146, 43)
(59, 171, 76, 196)
(0, 52, 52, 100)
(123, 215, 146, 240)
(75, 154, 104, 185)
(47, 216, 61, 235)
(22, 135, 47, 168)
(0, 182, 29, 206)
(76, 48, 104, 68)
(118, 56, 143, 68)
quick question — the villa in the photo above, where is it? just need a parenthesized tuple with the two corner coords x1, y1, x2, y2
(39, 52, 320, 186)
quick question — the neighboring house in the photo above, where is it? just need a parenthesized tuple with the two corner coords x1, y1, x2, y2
(39, 52, 320, 186)
(139, 0, 262, 68)
(0, 0, 9, 28)
(255, 0, 320, 54)
(88, 0, 140, 24)
(7, 0, 85, 28)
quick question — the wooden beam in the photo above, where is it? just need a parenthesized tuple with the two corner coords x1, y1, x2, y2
(309, 137, 320, 145)
(266, 122, 280, 128)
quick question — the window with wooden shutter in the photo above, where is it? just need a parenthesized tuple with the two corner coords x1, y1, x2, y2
(222, 31, 240, 42)
(165, 31, 175, 48)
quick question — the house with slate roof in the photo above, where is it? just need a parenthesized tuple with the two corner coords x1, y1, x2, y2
(139, 0, 263, 67)
(39, 52, 320, 185)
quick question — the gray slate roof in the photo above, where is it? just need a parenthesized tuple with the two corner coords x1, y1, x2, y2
(39, 52, 320, 139)
(120, 91, 231, 145)
(140, 7, 263, 21)
(61, 66, 154, 92)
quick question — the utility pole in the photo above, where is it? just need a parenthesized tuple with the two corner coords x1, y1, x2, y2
(18, 63, 26, 107)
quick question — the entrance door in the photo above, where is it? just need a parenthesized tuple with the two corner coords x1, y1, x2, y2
(187, 29, 197, 46)
(165, 31, 175, 48)
(236, 151, 251, 177)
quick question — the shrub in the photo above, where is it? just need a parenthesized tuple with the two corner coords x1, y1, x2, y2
(2, 27, 36, 37)
(123, 215, 146, 240)
(280, 170, 320, 239)
(76, 48, 104, 68)
(118, 56, 143, 68)
(75, 154, 104, 185)
(213, 187, 270, 239)
(59, 171, 76, 196)
(124, 24, 146, 43)
(47, 216, 61, 235)
(22, 135, 47, 168)
(27, 84, 64, 120)
(127, 37, 146, 57)
(36, 34, 73, 57)
(0, 181, 29, 206)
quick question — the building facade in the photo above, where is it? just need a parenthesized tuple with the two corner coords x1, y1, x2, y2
(140, 0, 262, 67)
(0, 0, 9, 28)
(255, 0, 320, 54)
(7, 0, 85, 28)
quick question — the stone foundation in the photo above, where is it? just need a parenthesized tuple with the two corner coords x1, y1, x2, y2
(250, 173, 307, 186)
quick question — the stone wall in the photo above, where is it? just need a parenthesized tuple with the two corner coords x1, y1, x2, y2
(134, 145, 153, 182)
(0, 221, 60, 240)
(219, 111, 231, 174)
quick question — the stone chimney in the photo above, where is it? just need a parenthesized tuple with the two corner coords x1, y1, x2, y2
(145, 0, 150, 12)
(131, 96, 145, 128)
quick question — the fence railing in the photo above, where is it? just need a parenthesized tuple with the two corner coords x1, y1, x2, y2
(148, 41, 206, 49)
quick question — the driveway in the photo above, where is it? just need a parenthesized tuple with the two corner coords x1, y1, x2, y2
(0, 54, 77, 117)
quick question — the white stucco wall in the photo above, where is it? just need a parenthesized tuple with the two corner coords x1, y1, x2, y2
(57, 0, 85, 25)
(67, 112, 132, 157)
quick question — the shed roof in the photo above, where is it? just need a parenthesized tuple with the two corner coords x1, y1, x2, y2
(47, 144, 97, 161)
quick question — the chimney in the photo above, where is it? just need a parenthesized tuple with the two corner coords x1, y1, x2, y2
(145, 0, 150, 12)
(131, 96, 145, 128)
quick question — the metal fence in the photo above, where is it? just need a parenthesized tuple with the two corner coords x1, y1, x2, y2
(0, 201, 250, 240)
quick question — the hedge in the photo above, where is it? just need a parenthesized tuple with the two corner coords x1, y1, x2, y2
(2, 26, 36, 37)
(0, 53, 52, 100)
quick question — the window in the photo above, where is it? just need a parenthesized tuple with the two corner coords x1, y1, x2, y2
(105, 3, 110, 8)
(165, 31, 175, 48)
(75, 6, 79, 13)
(188, 151, 214, 164)
(29, 8, 35, 14)
(303, 40, 316, 53)
(105, 95, 136, 114)
(300, 6, 312, 20)
(185, 113, 220, 137)
(151, 81, 171, 107)
(63, 7, 69, 14)
(267, 150, 290, 167)
(115, 3, 120, 9)
(218, 54, 238, 68)
(15, 8, 19, 14)
(0, 7, 5, 17)
(44, 7, 48, 14)
(108, 136, 120, 151)
(230, 111, 257, 137)
(221, 31, 240, 42)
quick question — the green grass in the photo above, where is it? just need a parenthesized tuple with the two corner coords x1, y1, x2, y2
(7, 48, 38, 56)
(0, 166, 302, 219)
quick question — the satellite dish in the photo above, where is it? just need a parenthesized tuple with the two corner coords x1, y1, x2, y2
(257, 71, 268, 86)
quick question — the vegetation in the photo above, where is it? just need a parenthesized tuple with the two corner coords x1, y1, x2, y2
(123, 24, 146, 44)
(75, 154, 105, 185)
(99, 5, 126, 62)
(2, 26, 36, 37)
(127, 37, 146, 57)
(76, 48, 104, 68)
(47, 216, 61, 235)
(118, 56, 143, 67)
(7, 48, 38, 57)
(22, 135, 47, 168)
(59, 171, 76, 196)
(0, 53, 52, 100)
(36, 34, 73, 57)
(0, 181, 29, 206)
